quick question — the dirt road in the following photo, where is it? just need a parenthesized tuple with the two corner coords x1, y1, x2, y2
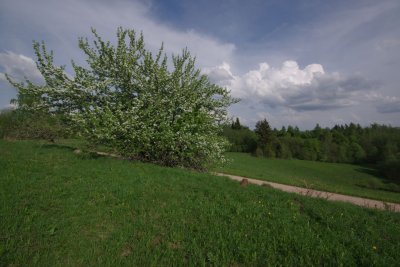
(215, 173, 400, 212)
(91, 150, 400, 212)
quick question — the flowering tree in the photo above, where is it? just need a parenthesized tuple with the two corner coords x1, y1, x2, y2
(7, 27, 237, 170)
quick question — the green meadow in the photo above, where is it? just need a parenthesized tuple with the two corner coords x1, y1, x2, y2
(1, 140, 400, 266)
(217, 152, 400, 203)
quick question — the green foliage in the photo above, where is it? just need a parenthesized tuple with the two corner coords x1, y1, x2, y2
(254, 118, 273, 146)
(273, 139, 292, 159)
(348, 142, 366, 163)
(0, 109, 69, 141)
(231, 117, 242, 130)
(254, 118, 277, 157)
(6, 27, 236, 170)
(2, 140, 400, 266)
(222, 119, 257, 152)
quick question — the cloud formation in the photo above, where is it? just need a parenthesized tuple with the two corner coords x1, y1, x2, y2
(0, 51, 43, 83)
(204, 61, 378, 112)
(0, 0, 235, 69)
(0, 51, 45, 108)
(1, 0, 399, 127)
(376, 96, 400, 114)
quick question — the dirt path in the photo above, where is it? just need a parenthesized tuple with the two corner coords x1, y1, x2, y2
(215, 173, 400, 212)
(86, 150, 400, 212)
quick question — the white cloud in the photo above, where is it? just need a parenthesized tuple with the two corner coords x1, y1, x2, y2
(0, 0, 235, 69)
(204, 60, 378, 112)
(0, 51, 42, 83)
(0, 52, 43, 109)
(203, 62, 235, 87)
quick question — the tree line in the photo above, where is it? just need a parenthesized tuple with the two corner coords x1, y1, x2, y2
(223, 118, 400, 181)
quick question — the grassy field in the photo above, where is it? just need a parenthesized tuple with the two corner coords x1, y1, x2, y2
(216, 152, 400, 203)
(1, 140, 400, 266)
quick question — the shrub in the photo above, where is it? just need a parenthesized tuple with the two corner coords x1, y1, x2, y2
(6, 27, 237, 170)
(0, 109, 68, 141)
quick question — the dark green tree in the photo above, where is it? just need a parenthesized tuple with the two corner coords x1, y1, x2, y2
(255, 118, 273, 147)
(231, 117, 242, 130)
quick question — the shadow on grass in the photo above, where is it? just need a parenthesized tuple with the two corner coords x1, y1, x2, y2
(354, 165, 400, 193)
(39, 143, 106, 160)
(40, 143, 77, 152)
(77, 151, 105, 160)
(356, 166, 399, 184)
(354, 167, 400, 194)
(356, 183, 400, 193)
(355, 166, 382, 178)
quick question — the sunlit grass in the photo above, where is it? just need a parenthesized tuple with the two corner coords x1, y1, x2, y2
(217, 152, 400, 203)
(1, 140, 399, 266)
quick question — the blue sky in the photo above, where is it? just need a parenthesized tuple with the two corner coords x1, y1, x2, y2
(1, 0, 400, 129)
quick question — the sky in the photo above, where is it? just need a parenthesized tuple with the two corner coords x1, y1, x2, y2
(1, 0, 400, 129)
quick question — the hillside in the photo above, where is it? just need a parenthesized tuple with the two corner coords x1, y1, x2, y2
(1, 140, 400, 266)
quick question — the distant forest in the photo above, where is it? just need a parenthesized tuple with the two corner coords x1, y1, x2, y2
(223, 118, 400, 181)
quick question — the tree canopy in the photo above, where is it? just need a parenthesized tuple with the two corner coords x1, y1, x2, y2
(6, 27, 237, 170)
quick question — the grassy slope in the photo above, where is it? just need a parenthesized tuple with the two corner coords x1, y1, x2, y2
(216, 152, 400, 203)
(0, 140, 400, 266)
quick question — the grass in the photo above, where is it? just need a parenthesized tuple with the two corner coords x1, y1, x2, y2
(0, 140, 400, 266)
(216, 152, 400, 203)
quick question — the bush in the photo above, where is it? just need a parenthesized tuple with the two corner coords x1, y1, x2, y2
(6, 27, 236, 170)
(0, 109, 68, 141)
